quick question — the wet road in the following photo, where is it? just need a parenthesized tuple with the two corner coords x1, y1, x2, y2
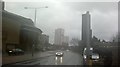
(14, 50, 83, 65)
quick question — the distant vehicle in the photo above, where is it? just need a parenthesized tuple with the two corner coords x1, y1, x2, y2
(66, 49, 69, 51)
(91, 53, 99, 61)
(56, 52, 64, 57)
(7, 48, 24, 56)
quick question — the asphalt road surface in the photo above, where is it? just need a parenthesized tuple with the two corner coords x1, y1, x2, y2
(13, 50, 83, 65)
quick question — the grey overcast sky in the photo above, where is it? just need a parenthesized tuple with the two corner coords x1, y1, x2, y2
(4, 0, 118, 43)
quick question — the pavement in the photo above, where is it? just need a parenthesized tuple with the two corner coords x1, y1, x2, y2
(2, 50, 107, 66)
(2, 50, 56, 65)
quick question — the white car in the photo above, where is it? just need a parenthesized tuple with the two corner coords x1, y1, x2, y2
(91, 53, 99, 61)
(56, 52, 64, 57)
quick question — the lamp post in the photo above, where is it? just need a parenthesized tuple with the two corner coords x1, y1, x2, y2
(24, 6, 48, 25)
(24, 6, 48, 57)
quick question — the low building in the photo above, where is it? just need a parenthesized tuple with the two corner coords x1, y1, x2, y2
(2, 5, 42, 53)
(70, 38, 79, 46)
(39, 34, 49, 50)
(42, 34, 49, 46)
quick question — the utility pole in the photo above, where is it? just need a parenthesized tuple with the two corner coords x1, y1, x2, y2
(24, 6, 48, 25)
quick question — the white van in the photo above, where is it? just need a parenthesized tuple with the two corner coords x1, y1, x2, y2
(83, 47, 93, 61)
(82, 47, 100, 64)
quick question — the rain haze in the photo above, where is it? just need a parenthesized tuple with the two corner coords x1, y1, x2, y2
(4, 1, 118, 44)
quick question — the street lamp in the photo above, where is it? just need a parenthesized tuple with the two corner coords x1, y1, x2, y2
(24, 6, 48, 25)
(24, 6, 48, 57)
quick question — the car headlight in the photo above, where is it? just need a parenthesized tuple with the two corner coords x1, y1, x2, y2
(96, 56, 99, 59)
(9, 51, 12, 52)
(84, 55, 87, 59)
